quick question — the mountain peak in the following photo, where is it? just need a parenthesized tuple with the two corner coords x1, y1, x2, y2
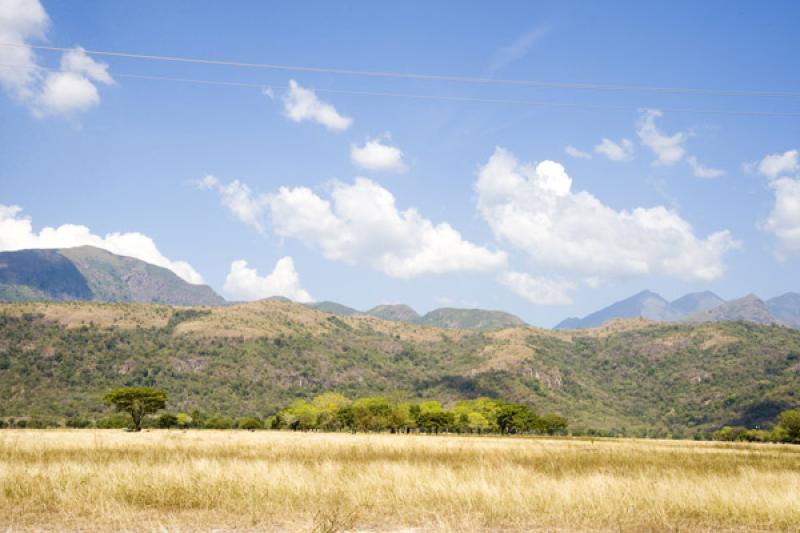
(366, 304, 420, 322)
(0, 246, 224, 306)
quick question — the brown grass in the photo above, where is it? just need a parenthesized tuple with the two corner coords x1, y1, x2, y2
(1, 430, 799, 532)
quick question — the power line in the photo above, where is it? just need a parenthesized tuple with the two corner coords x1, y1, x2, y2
(2, 63, 799, 117)
(3, 41, 800, 99)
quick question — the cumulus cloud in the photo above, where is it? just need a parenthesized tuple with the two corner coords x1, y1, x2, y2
(636, 109, 688, 165)
(564, 145, 592, 160)
(498, 271, 574, 305)
(199, 175, 269, 232)
(757, 149, 799, 179)
(0, 204, 205, 284)
(350, 137, 407, 172)
(475, 147, 738, 283)
(282, 79, 352, 131)
(223, 257, 312, 302)
(266, 177, 507, 278)
(687, 156, 724, 179)
(764, 177, 800, 255)
(755, 149, 800, 255)
(0, 0, 48, 100)
(594, 138, 634, 161)
(0, 1, 113, 117)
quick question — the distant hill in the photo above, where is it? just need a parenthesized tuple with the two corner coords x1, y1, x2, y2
(2, 299, 799, 436)
(688, 294, 779, 325)
(669, 291, 726, 316)
(419, 308, 525, 330)
(556, 289, 800, 330)
(0, 246, 224, 306)
(367, 304, 420, 322)
(308, 301, 526, 330)
(768, 293, 800, 328)
(307, 301, 362, 316)
(556, 290, 683, 329)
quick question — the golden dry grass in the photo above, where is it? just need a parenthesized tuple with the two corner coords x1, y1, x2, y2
(1, 430, 799, 532)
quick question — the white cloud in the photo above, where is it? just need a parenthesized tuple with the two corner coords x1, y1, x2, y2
(564, 145, 592, 160)
(687, 156, 724, 179)
(0, 0, 48, 100)
(0, 1, 113, 117)
(199, 175, 269, 232)
(223, 257, 312, 302)
(282, 79, 352, 131)
(350, 137, 407, 172)
(0, 204, 205, 284)
(498, 271, 574, 305)
(764, 178, 800, 256)
(59, 46, 113, 85)
(636, 109, 688, 165)
(594, 138, 634, 161)
(475, 147, 738, 283)
(757, 149, 799, 179)
(266, 177, 506, 278)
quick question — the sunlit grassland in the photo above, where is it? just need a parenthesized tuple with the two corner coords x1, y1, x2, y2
(1, 430, 799, 532)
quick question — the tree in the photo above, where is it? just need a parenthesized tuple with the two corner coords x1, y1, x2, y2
(495, 402, 537, 434)
(157, 413, 178, 429)
(103, 387, 167, 432)
(237, 417, 263, 430)
(536, 414, 568, 435)
(777, 409, 800, 442)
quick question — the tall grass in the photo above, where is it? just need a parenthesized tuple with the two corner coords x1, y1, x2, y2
(1, 430, 799, 531)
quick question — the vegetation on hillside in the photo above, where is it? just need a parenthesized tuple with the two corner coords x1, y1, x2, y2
(1, 300, 799, 437)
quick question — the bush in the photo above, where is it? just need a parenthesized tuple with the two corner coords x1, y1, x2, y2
(66, 417, 93, 429)
(96, 414, 132, 429)
(777, 409, 800, 443)
(738, 429, 770, 442)
(237, 417, 263, 430)
(157, 413, 179, 429)
(713, 426, 746, 441)
(203, 415, 234, 429)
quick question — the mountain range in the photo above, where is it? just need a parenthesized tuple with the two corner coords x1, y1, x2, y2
(3, 246, 799, 332)
(555, 290, 800, 330)
(0, 246, 527, 330)
(307, 302, 526, 330)
(0, 246, 224, 306)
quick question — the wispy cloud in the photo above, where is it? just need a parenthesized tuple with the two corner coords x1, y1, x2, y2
(488, 25, 549, 74)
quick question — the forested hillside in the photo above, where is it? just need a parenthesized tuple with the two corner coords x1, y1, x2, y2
(1, 300, 799, 437)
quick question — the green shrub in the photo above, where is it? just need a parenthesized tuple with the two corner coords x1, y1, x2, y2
(157, 413, 179, 429)
(203, 415, 234, 429)
(176, 412, 193, 428)
(96, 414, 132, 429)
(713, 426, 746, 441)
(777, 409, 800, 443)
(237, 417, 263, 430)
(66, 417, 93, 428)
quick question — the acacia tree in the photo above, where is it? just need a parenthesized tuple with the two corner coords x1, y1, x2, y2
(104, 387, 167, 432)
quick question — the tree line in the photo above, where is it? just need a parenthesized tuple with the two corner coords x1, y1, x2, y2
(270, 393, 569, 434)
(4, 385, 799, 444)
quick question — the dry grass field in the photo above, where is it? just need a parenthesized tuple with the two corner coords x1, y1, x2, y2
(1, 430, 799, 532)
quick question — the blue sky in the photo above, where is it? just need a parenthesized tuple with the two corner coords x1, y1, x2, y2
(1, 0, 799, 327)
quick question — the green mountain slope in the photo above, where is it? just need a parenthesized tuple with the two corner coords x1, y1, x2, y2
(367, 304, 420, 322)
(419, 307, 525, 330)
(0, 246, 224, 306)
(0, 249, 93, 301)
(2, 300, 797, 436)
